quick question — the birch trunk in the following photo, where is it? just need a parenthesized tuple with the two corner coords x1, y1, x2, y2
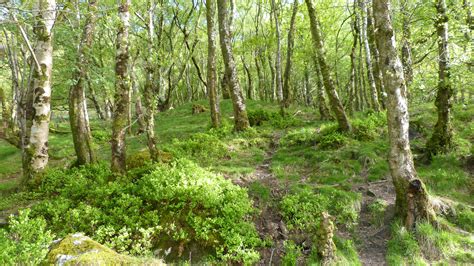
(373, 0, 435, 228)
(206, 0, 221, 128)
(23, 0, 56, 181)
(359, 0, 380, 111)
(111, 0, 131, 173)
(216, 0, 249, 131)
(69, 0, 96, 165)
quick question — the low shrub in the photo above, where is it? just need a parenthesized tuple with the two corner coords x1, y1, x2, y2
(0, 209, 54, 264)
(27, 159, 260, 263)
(247, 109, 302, 129)
(368, 199, 388, 227)
(351, 112, 387, 141)
(168, 133, 227, 163)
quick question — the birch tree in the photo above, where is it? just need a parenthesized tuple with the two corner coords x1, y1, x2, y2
(111, 0, 131, 173)
(22, 0, 56, 181)
(373, 0, 436, 228)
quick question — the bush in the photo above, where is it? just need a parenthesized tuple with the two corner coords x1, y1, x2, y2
(318, 131, 348, 149)
(0, 209, 54, 264)
(27, 160, 260, 263)
(247, 109, 302, 129)
(280, 127, 318, 147)
(351, 112, 387, 141)
(280, 187, 360, 232)
(368, 199, 388, 227)
(91, 129, 111, 142)
(168, 132, 227, 162)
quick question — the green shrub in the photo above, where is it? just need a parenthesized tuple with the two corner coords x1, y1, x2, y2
(368, 199, 388, 227)
(318, 131, 348, 149)
(455, 205, 474, 232)
(91, 129, 111, 142)
(280, 187, 360, 232)
(168, 132, 227, 162)
(0, 209, 54, 264)
(386, 221, 423, 265)
(351, 112, 387, 141)
(136, 159, 261, 263)
(28, 160, 260, 263)
(247, 109, 301, 129)
(282, 240, 302, 265)
(280, 127, 318, 147)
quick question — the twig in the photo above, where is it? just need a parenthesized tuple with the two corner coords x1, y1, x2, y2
(12, 14, 41, 71)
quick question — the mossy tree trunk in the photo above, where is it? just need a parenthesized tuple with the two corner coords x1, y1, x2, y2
(282, 0, 299, 108)
(206, 0, 221, 128)
(305, 0, 351, 132)
(22, 0, 56, 182)
(216, 0, 249, 131)
(373, 0, 436, 229)
(141, 0, 159, 160)
(111, 0, 131, 173)
(69, 0, 96, 166)
(427, 0, 454, 157)
(314, 60, 332, 120)
(271, 0, 285, 114)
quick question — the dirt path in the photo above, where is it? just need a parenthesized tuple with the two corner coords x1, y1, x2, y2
(234, 132, 289, 265)
(354, 175, 396, 266)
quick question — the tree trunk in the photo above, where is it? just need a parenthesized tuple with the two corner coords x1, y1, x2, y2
(255, 51, 265, 101)
(271, 0, 285, 113)
(315, 60, 332, 120)
(401, 0, 413, 87)
(140, 0, 159, 160)
(367, 2, 386, 109)
(241, 56, 253, 100)
(216, 0, 249, 131)
(23, 0, 56, 182)
(111, 0, 131, 173)
(348, 5, 358, 114)
(427, 0, 454, 157)
(304, 67, 313, 106)
(373, 0, 435, 229)
(267, 54, 276, 102)
(206, 0, 221, 128)
(69, 0, 96, 166)
(359, 0, 380, 111)
(282, 0, 299, 108)
(305, 0, 351, 132)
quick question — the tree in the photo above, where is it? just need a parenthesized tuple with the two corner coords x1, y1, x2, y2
(216, 0, 250, 131)
(141, 0, 160, 160)
(206, 0, 221, 128)
(111, 0, 132, 173)
(359, 0, 380, 111)
(373, 0, 435, 228)
(22, 0, 56, 181)
(282, 0, 299, 108)
(271, 0, 285, 114)
(427, 0, 454, 157)
(69, 0, 97, 165)
(305, 0, 351, 132)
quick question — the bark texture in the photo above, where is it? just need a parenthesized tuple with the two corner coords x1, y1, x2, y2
(22, 0, 56, 181)
(69, 0, 96, 165)
(206, 0, 221, 128)
(216, 0, 249, 131)
(373, 0, 435, 228)
(111, 0, 131, 173)
(359, 0, 380, 111)
(305, 0, 351, 132)
(282, 0, 299, 108)
(427, 0, 454, 157)
(271, 0, 285, 113)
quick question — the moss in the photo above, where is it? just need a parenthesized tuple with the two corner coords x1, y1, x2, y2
(44, 233, 164, 265)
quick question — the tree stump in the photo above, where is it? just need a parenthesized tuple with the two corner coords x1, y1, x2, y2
(192, 104, 207, 115)
(316, 211, 336, 265)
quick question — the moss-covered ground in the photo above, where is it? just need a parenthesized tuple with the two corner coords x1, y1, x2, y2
(0, 100, 473, 264)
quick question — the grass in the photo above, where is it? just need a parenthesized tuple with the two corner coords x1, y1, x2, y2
(0, 100, 473, 264)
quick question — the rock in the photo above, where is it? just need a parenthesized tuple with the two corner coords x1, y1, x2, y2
(45, 233, 164, 265)
(366, 189, 376, 197)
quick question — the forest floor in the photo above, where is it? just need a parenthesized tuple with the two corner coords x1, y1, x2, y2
(1, 100, 473, 265)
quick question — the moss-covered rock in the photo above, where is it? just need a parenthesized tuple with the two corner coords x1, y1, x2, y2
(44, 233, 164, 265)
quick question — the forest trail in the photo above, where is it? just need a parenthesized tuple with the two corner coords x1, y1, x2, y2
(353, 173, 396, 266)
(234, 132, 289, 265)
